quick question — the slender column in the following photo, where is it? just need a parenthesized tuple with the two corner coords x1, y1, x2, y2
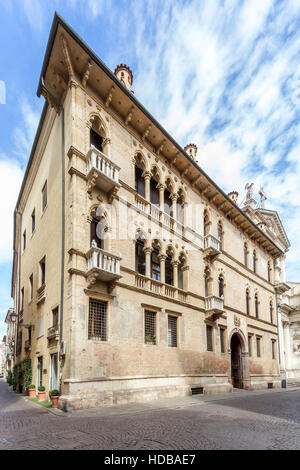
(158, 184, 165, 211)
(172, 260, 179, 288)
(143, 171, 151, 202)
(144, 246, 152, 279)
(171, 194, 177, 219)
(159, 254, 166, 295)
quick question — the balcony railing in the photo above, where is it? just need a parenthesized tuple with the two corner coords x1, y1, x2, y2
(133, 194, 184, 236)
(24, 340, 31, 351)
(47, 326, 59, 341)
(135, 273, 188, 302)
(205, 295, 224, 320)
(203, 235, 221, 259)
(86, 246, 122, 282)
(86, 146, 120, 192)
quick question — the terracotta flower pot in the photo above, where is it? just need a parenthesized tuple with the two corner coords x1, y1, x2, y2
(50, 396, 59, 408)
(38, 391, 46, 402)
(28, 388, 36, 398)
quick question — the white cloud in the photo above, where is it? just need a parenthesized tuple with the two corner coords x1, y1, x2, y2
(13, 97, 42, 161)
(0, 157, 23, 263)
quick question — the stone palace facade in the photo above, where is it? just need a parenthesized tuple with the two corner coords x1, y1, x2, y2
(10, 13, 290, 410)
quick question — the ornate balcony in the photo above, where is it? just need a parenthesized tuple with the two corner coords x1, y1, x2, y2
(24, 340, 31, 351)
(47, 326, 59, 341)
(133, 194, 183, 235)
(274, 281, 290, 295)
(203, 235, 221, 260)
(86, 146, 120, 196)
(134, 273, 188, 303)
(86, 246, 122, 287)
(37, 284, 46, 304)
(205, 295, 224, 320)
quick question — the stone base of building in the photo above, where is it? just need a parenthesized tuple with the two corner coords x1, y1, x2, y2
(249, 375, 281, 390)
(58, 374, 232, 411)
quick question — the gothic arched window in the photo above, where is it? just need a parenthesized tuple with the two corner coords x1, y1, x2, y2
(255, 293, 259, 318)
(90, 128, 103, 152)
(244, 243, 248, 267)
(217, 222, 223, 249)
(246, 289, 250, 315)
(135, 239, 146, 275)
(270, 301, 273, 324)
(218, 276, 224, 298)
(253, 250, 257, 273)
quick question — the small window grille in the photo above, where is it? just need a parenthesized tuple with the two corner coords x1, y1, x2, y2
(168, 316, 177, 347)
(145, 310, 156, 345)
(88, 299, 107, 341)
(207, 325, 213, 352)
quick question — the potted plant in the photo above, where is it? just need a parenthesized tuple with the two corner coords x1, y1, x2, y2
(38, 385, 46, 402)
(28, 384, 36, 398)
(49, 389, 59, 408)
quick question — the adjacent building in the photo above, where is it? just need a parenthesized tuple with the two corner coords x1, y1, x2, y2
(10, 13, 290, 410)
(277, 282, 300, 385)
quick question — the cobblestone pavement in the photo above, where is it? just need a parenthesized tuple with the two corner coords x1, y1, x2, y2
(1, 378, 300, 450)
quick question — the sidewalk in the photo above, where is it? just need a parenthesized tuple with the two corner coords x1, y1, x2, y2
(58, 385, 300, 418)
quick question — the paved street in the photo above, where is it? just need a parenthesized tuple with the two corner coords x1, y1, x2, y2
(1, 378, 300, 450)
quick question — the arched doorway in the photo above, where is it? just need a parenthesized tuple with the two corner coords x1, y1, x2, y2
(229, 329, 250, 390)
(231, 333, 243, 388)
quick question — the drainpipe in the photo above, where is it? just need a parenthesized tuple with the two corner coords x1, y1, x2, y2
(41, 77, 65, 395)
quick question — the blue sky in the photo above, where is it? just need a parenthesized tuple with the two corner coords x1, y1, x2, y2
(0, 0, 300, 338)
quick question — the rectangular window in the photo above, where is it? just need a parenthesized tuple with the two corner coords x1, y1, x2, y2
(248, 335, 252, 357)
(168, 316, 177, 347)
(220, 328, 225, 353)
(256, 337, 261, 358)
(31, 209, 35, 234)
(145, 310, 156, 345)
(21, 287, 24, 311)
(271, 340, 276, 359)
(29, 274, 33, 301)
(52, 306, 59, 327)
(23, 230, 26, 251)
(206, 325, 213, 352)
(88, 299, 107, 341)
(50, 353, 58, 390)
(42, 180, 47, 212)
(39, 257, 46, 286)
(38, 356, 43, 387)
